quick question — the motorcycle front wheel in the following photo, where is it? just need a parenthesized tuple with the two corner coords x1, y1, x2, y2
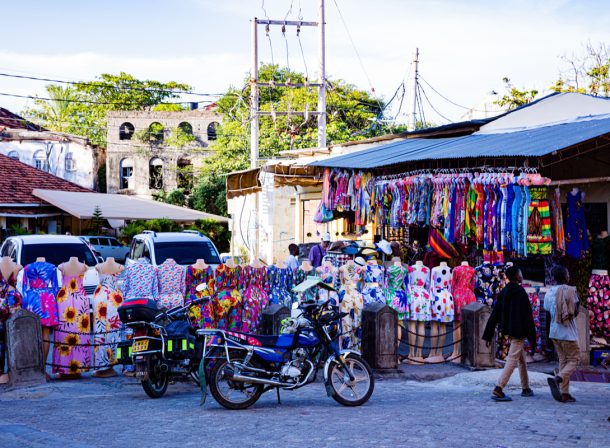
(209, 355, 264, 410)
(327, 353, 374, 407)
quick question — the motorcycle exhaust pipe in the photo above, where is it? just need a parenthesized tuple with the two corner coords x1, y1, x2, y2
(160, 364, 169, 372)
(227, 372, 292, 388)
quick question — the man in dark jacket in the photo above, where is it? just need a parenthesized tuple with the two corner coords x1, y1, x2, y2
(483, 266, 536, 401)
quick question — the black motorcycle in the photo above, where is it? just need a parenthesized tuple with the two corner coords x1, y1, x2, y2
(117, 295, 209, 398)
(197, 298, 374, 409)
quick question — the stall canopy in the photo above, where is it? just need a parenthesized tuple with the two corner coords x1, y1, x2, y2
(310, 93, 610, 170)
(32, 189, 229, 222)
(226, 168, 262, 199)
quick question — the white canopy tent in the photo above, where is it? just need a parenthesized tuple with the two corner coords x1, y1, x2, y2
(33, 189, 229, 223)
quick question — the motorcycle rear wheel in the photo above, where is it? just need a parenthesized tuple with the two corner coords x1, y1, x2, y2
(209, 355, 264, 410)
(327, 353, 374, 407)
(141, 364, 169, 399)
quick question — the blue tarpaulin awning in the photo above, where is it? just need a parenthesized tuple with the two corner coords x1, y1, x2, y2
(310, 117, 610, 169)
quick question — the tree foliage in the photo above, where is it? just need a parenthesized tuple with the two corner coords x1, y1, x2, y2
(551, 42, 610, 97)
(23, 72, 192, 146)
(494, 77, 539, 110)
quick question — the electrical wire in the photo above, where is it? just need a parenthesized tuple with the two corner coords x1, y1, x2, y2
(418, 75, 494, 114)
(418, 83, 453, 123)
(0, 91, 214, 106)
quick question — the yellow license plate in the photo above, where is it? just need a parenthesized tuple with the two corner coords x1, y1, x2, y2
(132, 340, 149, 353)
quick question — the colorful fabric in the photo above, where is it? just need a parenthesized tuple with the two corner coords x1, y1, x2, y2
(21, 261, 59, 327)
(122, 258, 159, 300)
(429, 265, 454, 323)
(361, 263, 387, 305)
(0, 271, 21, 322)
(156, 259, 186, 309)
(451, 264, 477, 319)
(92, 273, 123, 371)
(565, 190, 589, 259)
(240, 265, 269, 333)
(407, 263, 431, 321)
(428, 226, 459, 259)
(587, 273, 610, 338)
(184, 265, 215, 329)
(385, 264, 409, 320)
(550, 187, 566, 254)
(213, 264, 242, 331)
(526, 186, 552, 255)
(338, 263, 364, 351)
(267, 266, 294, 307)
(316, 263, 340, 305)
(53, 272, 92, 374)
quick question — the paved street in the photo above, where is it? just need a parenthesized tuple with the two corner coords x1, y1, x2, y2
(1, 370, 609, 448)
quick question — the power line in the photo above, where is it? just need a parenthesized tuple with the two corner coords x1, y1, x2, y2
(418, 75, 494, 114)
(0, 72, 225, 97)
(418, 83, 453, 123)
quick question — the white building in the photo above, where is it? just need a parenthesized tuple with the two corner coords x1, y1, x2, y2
(0, 107, 102, 190)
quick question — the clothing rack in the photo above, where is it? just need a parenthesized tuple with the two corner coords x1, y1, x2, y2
(366, 165, 539, 182)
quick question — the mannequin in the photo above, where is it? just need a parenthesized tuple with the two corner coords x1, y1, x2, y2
(251, 258, 265, 269)
(450, 260, 475, 362)
(225, 257, 237, 269)
(427, 261, 452, 363)
(406, 260, 430, 364)
(0, 257, 21, 383)
(36, 257, 46, 262)
(96, 257, 123, 276)
(300, 260, 313, 273)
(192, 258, 209, 270)
(60, 257, 87, 276)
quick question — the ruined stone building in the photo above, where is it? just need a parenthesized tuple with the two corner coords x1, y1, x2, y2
(105, 108, 221, 197)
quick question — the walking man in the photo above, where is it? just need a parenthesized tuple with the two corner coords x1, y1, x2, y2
(483, 266, 536, 401)
(544, 265, 580, 403)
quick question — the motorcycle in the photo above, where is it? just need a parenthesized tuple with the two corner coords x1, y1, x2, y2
(117, 291, 210, 399)
(197, 297, 374, 410)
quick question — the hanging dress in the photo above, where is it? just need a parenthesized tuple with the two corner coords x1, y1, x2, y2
(213, 264, 242, 331)
(316, 263, 340, 306)
(122, 258, 159, 301)
(385, 264, 409, 320)
(451, 264, 477, 320)
(565, 190, 589, 259)
(526, 186, 552, 255)
(407, 264, 431, 321)
(156, 259, 186, 309)
(338, 263, 364, 351)
(587, 273, 610, 338)
(92, 272, 123, 371)
(429, 265, 454, 323)
(53, 271, 92, 374)
(361, 263, 387, 305)
(0, 271, 21, 324)
(240, 266, 269, 333)
(184, 265, 215, 329)
(267, 266, 294, 307)
(21, 261, 60, 327)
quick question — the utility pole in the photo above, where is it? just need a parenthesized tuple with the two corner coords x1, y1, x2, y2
(250, 17, 259, 169)
(408, 47, 419, 132)
(317, 0, 326, 148)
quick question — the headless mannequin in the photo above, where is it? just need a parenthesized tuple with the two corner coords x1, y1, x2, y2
(391, 260, 406, 351)
(450, 261, 470, 362)
(58, 257, 87, 379)
(251, 258, 264, 269)
(192, 258, 209, 270)
(225, 257, 237, 269)
(93, 258, 122, 378)
(300, 260, 313, 276)
(0, 256, 21, 282)
(408, 260, 426, 365)
(427, 262, 449, 363)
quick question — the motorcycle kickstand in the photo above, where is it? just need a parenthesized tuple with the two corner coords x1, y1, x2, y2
(276, 387, 281, 404)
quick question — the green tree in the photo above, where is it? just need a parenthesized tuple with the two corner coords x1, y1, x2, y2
(23, 72, 192, 146)
(494, 77, 539, 110)
(551, 42, 610, 96)
(190, 63, 386, 215)
(90, 205, 105, 234)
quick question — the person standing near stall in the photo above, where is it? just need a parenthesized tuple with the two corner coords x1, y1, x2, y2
(483, 266, 536, 401)
(544, 265, 580, 403)
(308, 233, 331, 268)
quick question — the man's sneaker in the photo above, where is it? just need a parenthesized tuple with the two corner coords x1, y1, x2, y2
(547, 377, 563, 402)
(521, 388, 534, 397)
(491, 386, 512, 402)
(561, 394, 576, 403)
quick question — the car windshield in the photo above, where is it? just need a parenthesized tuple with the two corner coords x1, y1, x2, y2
(154, 241, 220, 265)
(21, 243, 97, 267)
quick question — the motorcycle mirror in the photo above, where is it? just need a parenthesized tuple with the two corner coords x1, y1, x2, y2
(195, 283, 208, 292)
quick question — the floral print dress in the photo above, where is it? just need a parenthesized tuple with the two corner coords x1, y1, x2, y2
(21, 261, 60, 327)
(385, 265, 409, 320)
(184, 265, 215, 329)
(338, 264, 364, 350)
(213, 264, 242, 331)
(361, 263, 387, 305)
(451, 265, 477, 320)
(429, 265, 454, 323)
(587, 273, 610, 337)
(156, 259, 186, 309)
(407, 264, 431, 321)
(92, 273, 123, 370)
(267, 266, 294, 307)
(0, 271, 21, 323)
(316, 263, 340, 306)
(122, 258, 159, 300)
(240, 266, 269, 333)
(53, 272, 92, 374)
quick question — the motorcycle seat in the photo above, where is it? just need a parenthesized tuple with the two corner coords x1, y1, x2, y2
(225, 332, 281, 348)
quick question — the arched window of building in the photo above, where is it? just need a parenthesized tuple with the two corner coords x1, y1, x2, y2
(33, 150, 49, 171)
(120, 158, 134, 189)
(149, 157, 163, 190)
(207, 122, 219, 141)
(119, 122, 135, 140)
(177, 158, 193, 190)
(149, 122, 164, 143)
(65, 152, 76, 171)
(178, 122, 193, 135)
(7, 150, 19, 160)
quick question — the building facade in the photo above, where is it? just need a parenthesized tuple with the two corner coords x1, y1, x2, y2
(105, 109, 221, 197)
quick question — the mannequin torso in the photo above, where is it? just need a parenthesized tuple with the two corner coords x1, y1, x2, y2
(96, 257, 123, 276)
(0, 256, 21, 281)
(60, 256, 87, 276)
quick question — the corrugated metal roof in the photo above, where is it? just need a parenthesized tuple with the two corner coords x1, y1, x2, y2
(310, 116, 610, 169)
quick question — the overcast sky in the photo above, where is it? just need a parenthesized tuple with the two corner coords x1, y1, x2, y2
(1, 0, 609, 124)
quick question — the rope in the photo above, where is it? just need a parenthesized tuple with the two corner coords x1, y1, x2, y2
(52, 328, 123, 336)
(43, 339, 119, 347)
(45, 361, 118, 370)
(398, 337, 464, 350)
(401, 323, 461, 338)
(400, 353, 464, 364)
